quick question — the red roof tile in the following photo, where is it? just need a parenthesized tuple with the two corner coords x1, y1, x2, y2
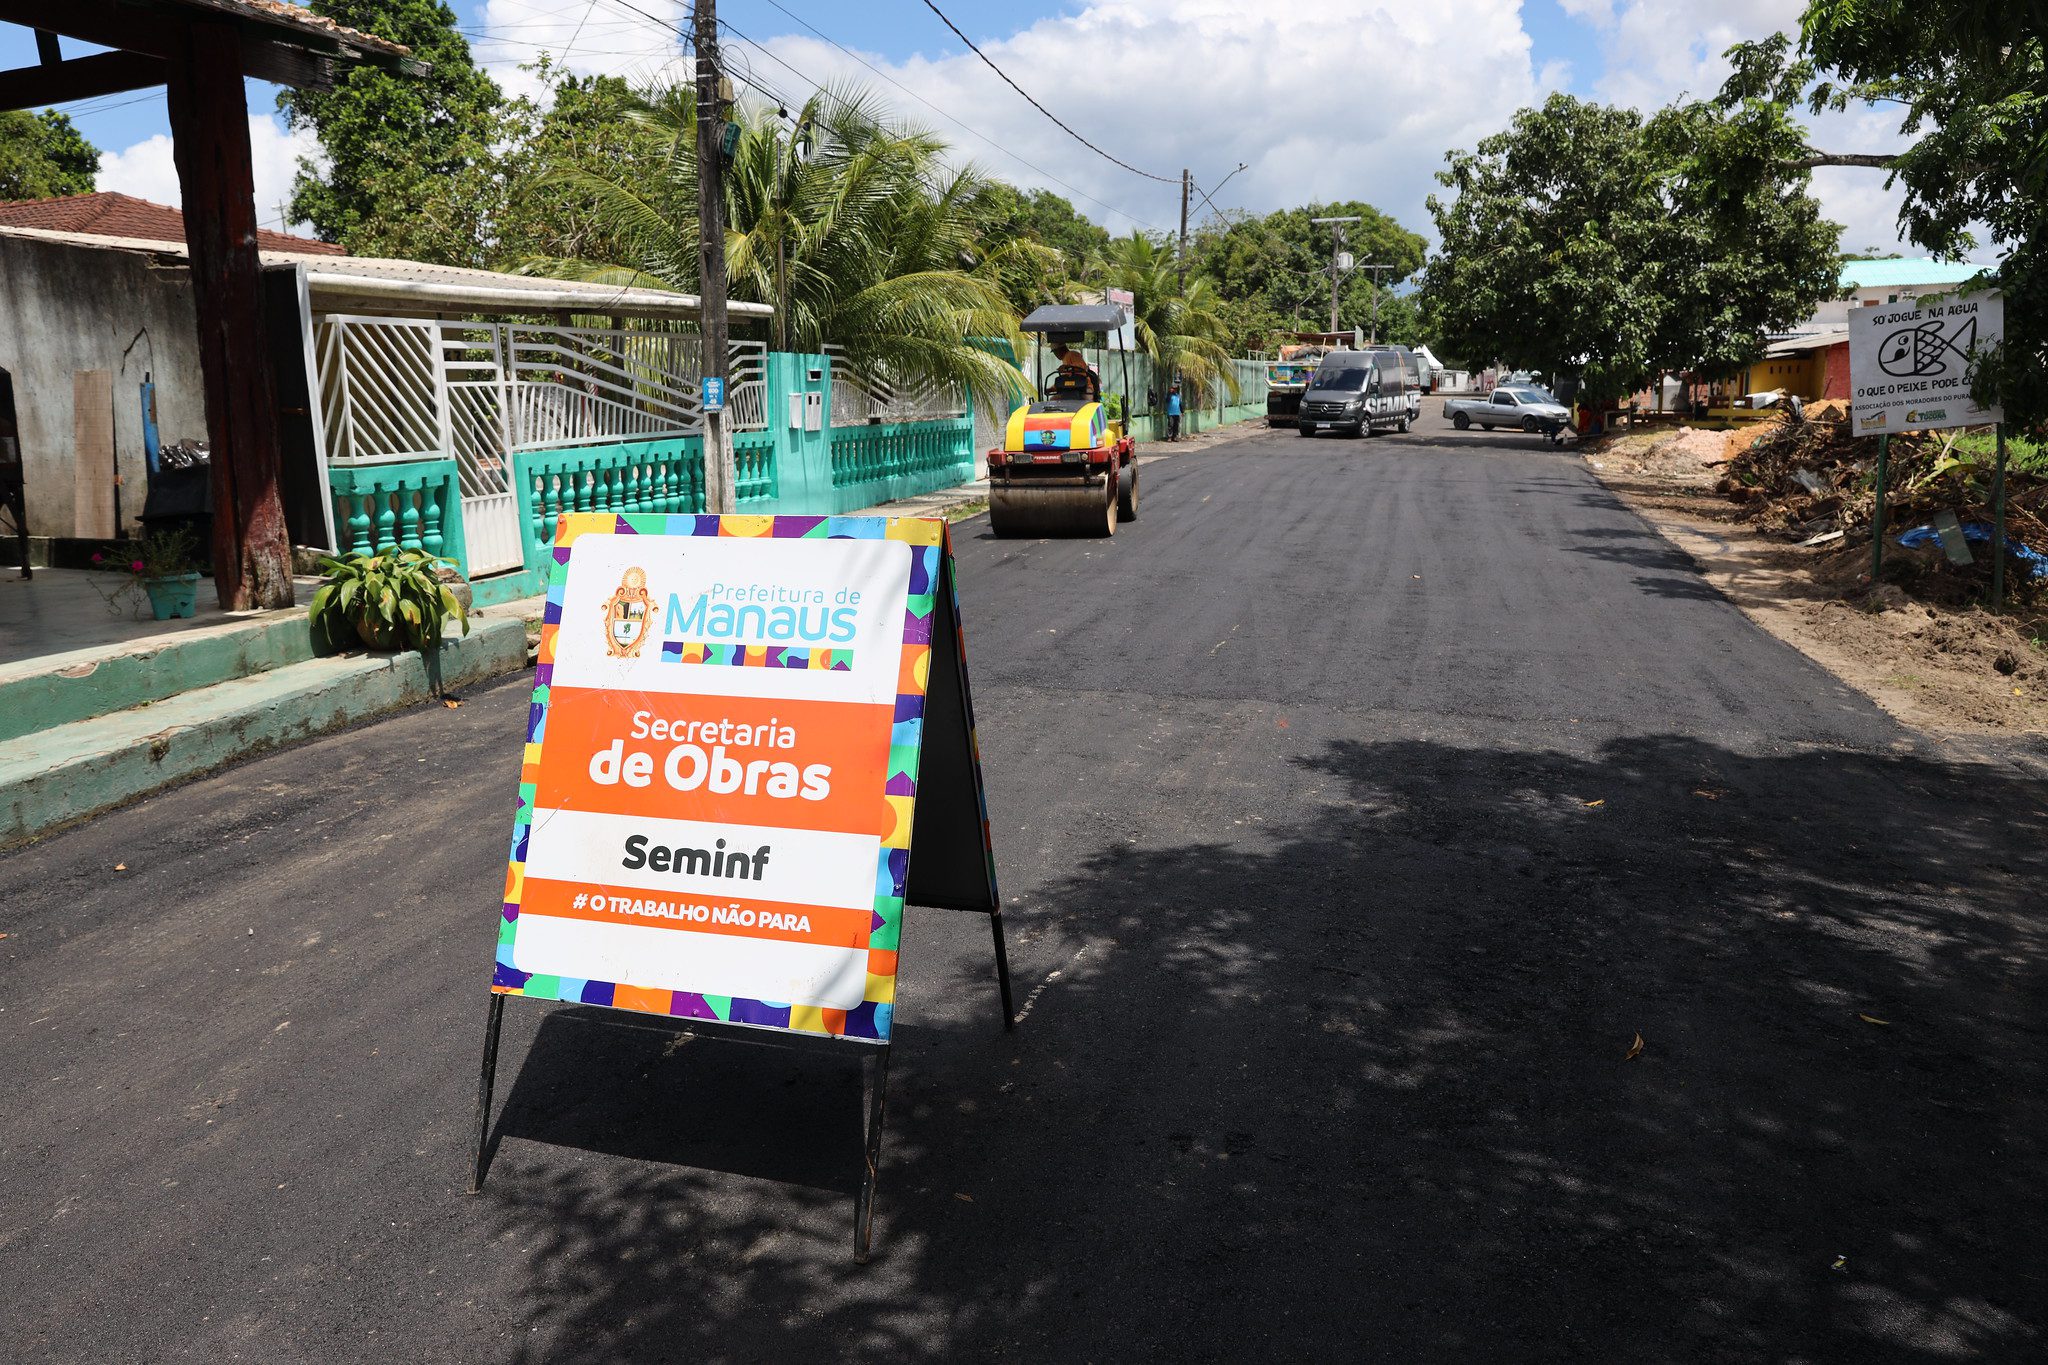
(153, 0, 411, 59)
(0, 192, 344, 255)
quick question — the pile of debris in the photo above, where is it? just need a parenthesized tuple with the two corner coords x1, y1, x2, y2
(1717, 407, 2048, 596)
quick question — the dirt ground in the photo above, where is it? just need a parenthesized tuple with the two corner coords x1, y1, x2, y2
(1585, 425, 2048, 749)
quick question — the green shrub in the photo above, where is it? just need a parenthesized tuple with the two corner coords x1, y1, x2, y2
(309, 548, 468, 654)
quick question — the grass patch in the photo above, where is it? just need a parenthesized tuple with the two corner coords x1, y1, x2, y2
(1952, 430, 2048, 476)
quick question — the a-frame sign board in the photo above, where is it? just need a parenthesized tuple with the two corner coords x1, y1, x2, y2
(468, 513, 1010, 1261)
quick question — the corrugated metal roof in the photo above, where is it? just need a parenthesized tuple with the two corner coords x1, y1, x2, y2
(0, 224, 774, 319)
(1839, 258, 1987, 291)
(1767, 329, 1849, 355)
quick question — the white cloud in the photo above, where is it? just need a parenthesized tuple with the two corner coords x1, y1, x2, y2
(1561, 0, 1922, 253)
(95, 132, 180, 208)
(98, 114, 323, 237)
(472, 0, 689, 105)
(733, 0, 1546, 241)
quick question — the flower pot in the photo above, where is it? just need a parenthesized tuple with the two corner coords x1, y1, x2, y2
(142, 572, 201, 621)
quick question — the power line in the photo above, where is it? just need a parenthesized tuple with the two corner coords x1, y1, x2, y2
(913, 0, 1178, 185)
(739, 0, 1165, 230)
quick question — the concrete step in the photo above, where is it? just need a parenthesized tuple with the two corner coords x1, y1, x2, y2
(0, 617, 529, 849)
(0, 612, 318, 744)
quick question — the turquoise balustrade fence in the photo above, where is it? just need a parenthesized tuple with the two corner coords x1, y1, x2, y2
(509, 438, 709, 595)
(827, 416, 977, 510)
(328, 459, 467, 571)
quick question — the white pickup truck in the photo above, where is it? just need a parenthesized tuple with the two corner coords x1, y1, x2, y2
(1442, 385, 1572, 433)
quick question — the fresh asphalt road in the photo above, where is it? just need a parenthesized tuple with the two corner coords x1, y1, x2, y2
(4, 417, 2046, 1363)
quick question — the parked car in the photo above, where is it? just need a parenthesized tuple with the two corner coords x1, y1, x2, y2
(1442, 385, 1572, 433)
(1296, 350, 1411, 438)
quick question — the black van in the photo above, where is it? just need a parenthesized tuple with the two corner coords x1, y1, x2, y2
(1366, 345, 1425, 425)
(1296, 350, 1411, 438)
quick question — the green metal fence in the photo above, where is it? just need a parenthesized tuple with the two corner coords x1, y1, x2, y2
(328, 458, 467, 570)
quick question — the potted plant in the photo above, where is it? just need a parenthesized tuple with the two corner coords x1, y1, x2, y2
(308, 547, 470, 657)
(92, 529, 201, 620)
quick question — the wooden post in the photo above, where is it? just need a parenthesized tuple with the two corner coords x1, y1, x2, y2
(164, 20, 294, 609)
(693, 0, 735, 514)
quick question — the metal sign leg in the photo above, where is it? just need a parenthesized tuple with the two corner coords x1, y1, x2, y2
(853, 1045, 894, 1262)
(467, 994, 508, 1195)
(990, 909, 1017, 1031)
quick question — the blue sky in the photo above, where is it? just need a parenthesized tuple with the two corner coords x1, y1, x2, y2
(2, 0, 1917, 250)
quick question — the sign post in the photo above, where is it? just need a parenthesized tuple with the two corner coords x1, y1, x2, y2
(1848, 291, 2004, 584)
(469, 512, 1010, 1260)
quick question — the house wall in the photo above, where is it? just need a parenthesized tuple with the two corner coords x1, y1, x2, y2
(1739, 354, 1823, 398)
(0, 235, 210, 539)
(1820, 342, 1850, 401)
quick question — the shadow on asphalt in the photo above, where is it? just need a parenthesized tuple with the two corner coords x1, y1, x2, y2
(479, 733, 2048, 1363)
(487, 1009, 867, 1194)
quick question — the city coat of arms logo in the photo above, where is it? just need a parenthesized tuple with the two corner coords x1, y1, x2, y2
(602, 566, 654, 657)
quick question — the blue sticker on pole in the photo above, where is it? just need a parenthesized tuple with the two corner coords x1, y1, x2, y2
(702, 376, 725, 413)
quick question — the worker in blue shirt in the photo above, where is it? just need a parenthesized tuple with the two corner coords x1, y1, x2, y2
(1167, 384, 1183, 441)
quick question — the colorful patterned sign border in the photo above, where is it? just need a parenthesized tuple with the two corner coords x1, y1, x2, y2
(659, 640, 855, 671)
(492, 512, 974, 1043)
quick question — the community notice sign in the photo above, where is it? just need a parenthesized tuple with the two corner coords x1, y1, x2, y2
(1848, 290, 2004, 437)
(491, 512, 998, 1044)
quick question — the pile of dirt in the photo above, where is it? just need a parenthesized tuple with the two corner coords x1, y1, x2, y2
(1586, 425, 1753, 488)
(1717, 408, 2048, 607)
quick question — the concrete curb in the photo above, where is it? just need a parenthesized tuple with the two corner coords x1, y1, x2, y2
(0, 616, 529, 850)
(0, 613, 319, 744)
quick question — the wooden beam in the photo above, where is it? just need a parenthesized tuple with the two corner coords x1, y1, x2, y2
(0, 4, 359, 88)
(165, 19, 294, 610)
(33, 29, 58, 65)
(0, 1, 188, 61)
(0, 51, 165, 112)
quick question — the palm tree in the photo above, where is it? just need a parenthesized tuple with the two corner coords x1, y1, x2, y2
(1096, 233, 1239, 408)
(527, 81, 1042, 417)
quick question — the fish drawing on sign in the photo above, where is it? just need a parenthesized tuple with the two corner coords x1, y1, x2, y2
(1878, 315, 1978, 378)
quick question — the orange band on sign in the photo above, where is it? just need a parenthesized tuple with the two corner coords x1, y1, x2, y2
(521, 877, 873, 948)
(535, 686, 895, 836)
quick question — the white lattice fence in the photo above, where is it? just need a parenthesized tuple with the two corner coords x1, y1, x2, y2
(823, 345, 967, 425)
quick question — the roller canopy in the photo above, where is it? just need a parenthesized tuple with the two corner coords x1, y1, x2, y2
(1020, 303, 1129, 334)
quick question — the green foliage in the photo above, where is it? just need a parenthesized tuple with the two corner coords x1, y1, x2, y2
(0, 110, 98, 200)
(1799, 1, 2048, 428)
(967, 181, 1111, 312)
(533, 80, 1031, 417)
(278, 0, 505, 263)
(1189, 202, 1427, 351)
(492, 60, 670, 270)
(1098, 232, 1238, 404)
(136, 528, 199, 578)
(1423, 81, 1839, 403)
(87, 528, 196, 577)
(310, 548, 469, 654)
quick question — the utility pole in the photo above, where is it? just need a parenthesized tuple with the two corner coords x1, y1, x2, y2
(1358, 262, 1397, 343)
(693, 0, 735, 513)
(1178, 168, 1190, 290)
(1309, 215, 1359, 334)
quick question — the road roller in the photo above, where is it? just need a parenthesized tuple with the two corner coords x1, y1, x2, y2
(987, 302, 1140, 537)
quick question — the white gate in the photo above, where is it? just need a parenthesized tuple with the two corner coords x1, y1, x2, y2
(314, 318, 775, 578)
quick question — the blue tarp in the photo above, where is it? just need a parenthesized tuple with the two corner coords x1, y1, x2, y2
(1897, 521, 2048, 579)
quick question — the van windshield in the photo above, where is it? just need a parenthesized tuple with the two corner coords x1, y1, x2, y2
(1315, 366, 1372, 391)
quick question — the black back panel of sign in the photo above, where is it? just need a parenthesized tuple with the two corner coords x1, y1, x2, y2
(903, 552, 999, 915)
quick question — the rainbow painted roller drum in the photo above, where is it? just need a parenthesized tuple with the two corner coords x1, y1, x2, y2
(986, 301, 1142, 537)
